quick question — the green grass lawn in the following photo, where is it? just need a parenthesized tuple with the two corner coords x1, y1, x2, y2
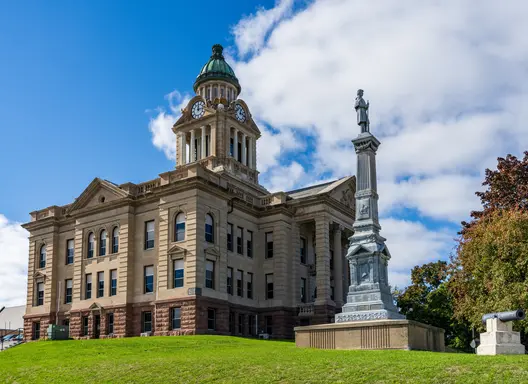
(0, 336, 527, 384)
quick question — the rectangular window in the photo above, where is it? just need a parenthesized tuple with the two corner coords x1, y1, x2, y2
(248, 315, 255, 336)
(227, 267, 233, 295)
(142, 311, 152, 333)
(330, 249, 334, 270)
(145, 220, 155, 250)
(82, 316, 89, 336)
(236, 269, 243, 297)
(265, 316, 273, 335)
(110, 269, 117, 296)
(238, 313, 244, 335)
(265, 232, 273, 259)
(85, 274, 92, 299)
(97, 271, 104, 298)
(230, 138, 234, 157)
(107, 313, 114, 334)
(247, 272, 253, 299)
(144, 266, 154, 294)
(300, 237, 306, 264)
(205, 135, 209, 157)
(65, 279, 73, 304)
(247, 230, 253, 258)
(33, 322, 41, 340)
(227, 223, 233, 251)
(207, 308, 216, 330)
(66, 239, 74, 265)
(171, 307, 181, 330)
(205, 260, 215, 289)
(36, 282, 44, 306)
(173, 259, 184, 288)
(236, 226, 243, 255)
(265, 274, 274, 300)
(301, 278, 306, 303)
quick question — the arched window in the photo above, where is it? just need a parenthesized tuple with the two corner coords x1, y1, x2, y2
(87, 232, 95, 258)
(175, 213, 186, 242)
(39, 245, 46, 269)
(99, 230, 107, 256)
(112, 227, 119, 254)
(205, 214, 214, 243)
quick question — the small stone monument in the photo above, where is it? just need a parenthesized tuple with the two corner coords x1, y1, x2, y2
(477, 310, 526, 355)
(294, 90, 445, 351)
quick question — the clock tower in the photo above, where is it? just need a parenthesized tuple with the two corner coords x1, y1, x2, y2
(172, 44, 262, 189)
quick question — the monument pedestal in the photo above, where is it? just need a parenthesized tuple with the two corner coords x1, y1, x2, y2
(294, 319, 445, 352)
(476, 318, 525, 355)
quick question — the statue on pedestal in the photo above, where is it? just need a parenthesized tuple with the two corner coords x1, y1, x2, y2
(355, 89, 369, 133)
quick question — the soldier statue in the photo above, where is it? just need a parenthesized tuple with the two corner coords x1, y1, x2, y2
(355, 89, 369, 133)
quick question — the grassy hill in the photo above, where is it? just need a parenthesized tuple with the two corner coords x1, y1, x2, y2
(0, 336, 527, 383)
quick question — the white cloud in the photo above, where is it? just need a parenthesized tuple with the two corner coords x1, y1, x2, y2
(0, 214, 29, 307)
(265, 161, 305, 192)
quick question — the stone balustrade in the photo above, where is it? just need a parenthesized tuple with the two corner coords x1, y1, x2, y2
(298, 303, 315, 317)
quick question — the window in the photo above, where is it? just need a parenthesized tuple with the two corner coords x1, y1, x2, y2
(205, 214, 214, 243)
(265, 316, 273, 335)
(331, 285, 335, 301)
(230, 138, 234, 157)
(85, 274, 92, 299)
(237, 142, 242, 162)
(205, 260, 215, 289)
(145, 221, 155, 250)
(205, 135, 209, 156)
(227, 267, 233, 295)
(144, 266, 154, 294)
(207, 308, 216, 330)
(65, 279, 73, 304)
(110, 269, 117, 296)
(142, 311, 152, 333)
(229, 311, 235, 334)
(82, 316, 89, 336)
(97, 271, 104, 298)
(36, 282, 44, 306)
(265, 232, 273, 259)
(107, 313, 114, 334)
(248, 315, 255, 336)
(175, 213, 185, 242)
(238, 313, 244, 335)
(33, 322, 41, 340)
(87, 233, 94, 258)
(236, 227, 243, 254)
(265, 274, 274, 299)
(247, 273, 253, 299)
(173, 259, 184, 288)
(99, 230, 107, 256)
(236, 269, 243, 297)
(39, 245, 46, 268)
(301, 278, 306, 303)
(112, 227, 119, 253)
(227, 223, 233, 251)
(330, 249, 334, 270)
(247, 230, 253, 258)
(171, 307, 181, 330)
(63, 319, 70, 327)
(300, 237, 306, 264)
(66, 239, 74, 265)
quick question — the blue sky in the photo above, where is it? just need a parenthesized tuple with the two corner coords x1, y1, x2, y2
(1, 0, 527, 306)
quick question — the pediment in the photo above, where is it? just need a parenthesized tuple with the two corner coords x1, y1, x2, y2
(67, 178, 129, 213)
(88, 302, 104, 311)
(325, 177, 356, 210)
(204, 246, 220, 259)
(168, 243, 187, 256)
(33, 271, 46, 280)
(173, 96, 214, 127)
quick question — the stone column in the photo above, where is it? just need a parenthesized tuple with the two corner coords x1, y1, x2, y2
(241, 133, 247, 165)
(314, 215, 331, 305)
(333, 225, 343, 306)
(233, 129, 238, 161)
(201, 126, 207, 159)
(247, 137, 252, 168)
(190, 129, 196, 162)
(181, 133, 187, 165)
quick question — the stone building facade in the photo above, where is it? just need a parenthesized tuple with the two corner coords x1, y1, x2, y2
(22, 44, 355, 341)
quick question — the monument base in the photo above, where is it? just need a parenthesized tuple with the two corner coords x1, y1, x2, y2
(476, 318, 525, 355)
(294, 319, 445, 352)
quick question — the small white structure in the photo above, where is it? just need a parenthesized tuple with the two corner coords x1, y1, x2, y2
(477, 318, 525, 355)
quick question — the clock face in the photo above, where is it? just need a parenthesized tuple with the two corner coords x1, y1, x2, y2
(235, 104, 246, 122)
(191, 101, 205, 119)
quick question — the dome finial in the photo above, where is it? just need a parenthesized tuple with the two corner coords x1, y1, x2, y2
(212, 44, 224, 58)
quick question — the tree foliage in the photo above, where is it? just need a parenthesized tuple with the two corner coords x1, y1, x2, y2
(461, 151, 528, 234)
(450, 209, 528, 334)
(396, 261, 471, 350)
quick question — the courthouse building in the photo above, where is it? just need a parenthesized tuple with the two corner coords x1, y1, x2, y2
(22, 44, 356, 340)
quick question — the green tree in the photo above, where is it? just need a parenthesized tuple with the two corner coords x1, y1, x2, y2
(396, 261, 472, 350)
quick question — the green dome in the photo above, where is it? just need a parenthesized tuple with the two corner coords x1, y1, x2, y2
(194, 44, 241, 94)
